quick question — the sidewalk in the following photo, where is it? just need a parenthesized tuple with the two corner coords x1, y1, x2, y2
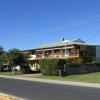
(0, 75, 100, 89)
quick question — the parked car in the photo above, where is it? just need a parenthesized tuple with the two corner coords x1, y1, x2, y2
(0, 65, 12, 72)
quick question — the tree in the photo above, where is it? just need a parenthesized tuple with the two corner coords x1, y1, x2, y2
(0, 46, 4, 55)
(0, 46, 8, 65)
(8, 48, 29, 66)
(0, 52, 8, 65)
(16, 53, 29, 65)
(8, 48, 20, 66)
(8, 48, 29, 74)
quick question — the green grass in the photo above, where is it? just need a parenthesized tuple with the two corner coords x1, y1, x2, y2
(32, 72, 100, 84)
(1, 71, 100, 84)
(0, 71, 22, 76)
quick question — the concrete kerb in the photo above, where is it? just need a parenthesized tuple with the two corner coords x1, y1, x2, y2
(0, 75, 100, 89)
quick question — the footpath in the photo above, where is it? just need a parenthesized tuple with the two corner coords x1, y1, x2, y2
(0, 74, 100, 89)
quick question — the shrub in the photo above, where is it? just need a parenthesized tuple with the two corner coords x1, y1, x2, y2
(76, 58, 85, 64)
(91, 58, 100, 66)
(66, 62, 81, 67)
(39, 58, 66, 76)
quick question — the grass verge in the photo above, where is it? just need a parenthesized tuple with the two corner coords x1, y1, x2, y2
(0, 93, 19, 100)
(0, 71, 22, 76)
(32, 72, 100, 84)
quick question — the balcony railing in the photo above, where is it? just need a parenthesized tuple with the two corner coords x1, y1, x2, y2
(30, 53, 80, 60)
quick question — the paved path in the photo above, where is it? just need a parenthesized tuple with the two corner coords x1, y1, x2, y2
(0, 76, 100, 100)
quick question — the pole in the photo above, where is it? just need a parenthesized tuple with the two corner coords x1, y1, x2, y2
(65, 42, 67, 60)
(42, 48, 44, 58)
(12, 66, 15, 75)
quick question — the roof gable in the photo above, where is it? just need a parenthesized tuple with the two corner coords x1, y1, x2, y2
(72, 39, 86, 43)
(33, 39, 88, 49)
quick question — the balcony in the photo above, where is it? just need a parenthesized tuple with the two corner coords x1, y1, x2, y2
(66, 54, 79, 58)
(35, 53, 79, 59)
(27, 51, 80, 60)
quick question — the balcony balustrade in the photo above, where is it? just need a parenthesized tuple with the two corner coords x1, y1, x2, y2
(32, 53, 79, 59)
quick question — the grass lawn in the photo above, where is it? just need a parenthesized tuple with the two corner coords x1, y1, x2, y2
(1, 71, 100, 84)
(0, 93, 18, 100)
(0, 71, 22, 76)
(32, 72, 100, 84)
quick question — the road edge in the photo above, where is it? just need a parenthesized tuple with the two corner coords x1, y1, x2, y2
(0, 75, 100, 89)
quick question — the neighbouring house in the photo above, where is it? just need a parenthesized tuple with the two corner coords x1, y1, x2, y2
(21, 39, 100, 71)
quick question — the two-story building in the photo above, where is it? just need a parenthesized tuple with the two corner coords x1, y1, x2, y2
(21, 39, 100, 71)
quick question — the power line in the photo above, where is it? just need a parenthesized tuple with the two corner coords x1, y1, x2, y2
(5, 14, 100, 41)
(32, 14, 100, 34)
(85, 29, 100, 43)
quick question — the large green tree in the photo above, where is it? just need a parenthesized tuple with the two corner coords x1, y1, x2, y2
(8, 48, 20, 65)
(8, 48, 29, 66)
(0, 46, 29, 67)
(0, 46, 4, 55)
(0, 52, 8, 65)
(0, 46, 8, 65)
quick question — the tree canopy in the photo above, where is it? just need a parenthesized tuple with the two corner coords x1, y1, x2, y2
(0, 46, 4, 55)
(0, 46, 28, 66)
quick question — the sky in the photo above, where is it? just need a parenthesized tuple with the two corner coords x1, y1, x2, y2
(0, 0, 100, 51)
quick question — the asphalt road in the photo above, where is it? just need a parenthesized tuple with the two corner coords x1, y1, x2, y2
(0, 77, 100, 100)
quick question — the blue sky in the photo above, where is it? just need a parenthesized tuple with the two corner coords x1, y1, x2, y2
(0, 0, 100, 51)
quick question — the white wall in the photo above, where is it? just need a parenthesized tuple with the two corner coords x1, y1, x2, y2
(29, 55, 36, 60)
(96, 46, 100, 58)
(15, 65, 20, 70)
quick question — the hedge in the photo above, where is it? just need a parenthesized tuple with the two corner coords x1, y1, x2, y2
(66, 62, 81, 67)
(39, 58, 100, 76)
(65, 63, 100, 75)
(39, 58, 66, 76)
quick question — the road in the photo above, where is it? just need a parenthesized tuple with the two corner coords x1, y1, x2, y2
(0, 77, 100, 100)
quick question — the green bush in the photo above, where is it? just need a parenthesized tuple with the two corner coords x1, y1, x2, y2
(66, 62, 81, 67)
(91, 58, 100, 66)
(76, 58, 85, 64)
(92, 59, 100, 63)
(39, 58, 66, 76)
